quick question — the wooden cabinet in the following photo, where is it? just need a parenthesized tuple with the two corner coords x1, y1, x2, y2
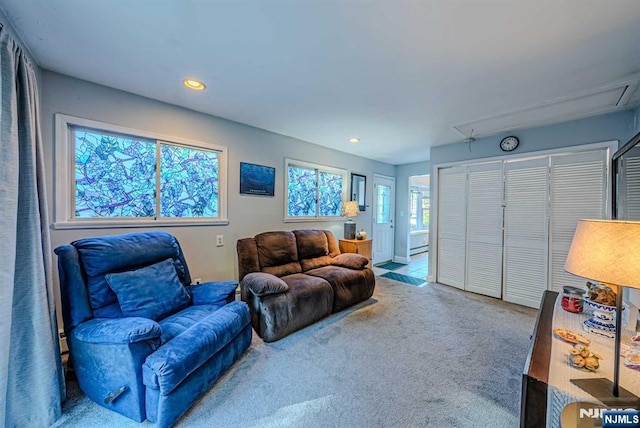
(339, 239, 372, 267)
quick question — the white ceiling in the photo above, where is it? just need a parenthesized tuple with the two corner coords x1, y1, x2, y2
(2, 0, 640, 165)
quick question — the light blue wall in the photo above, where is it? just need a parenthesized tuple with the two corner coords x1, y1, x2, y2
(428, 109, 637, 281)
(394, 161, 430, 262)
(40, 71, 396, 286)
(430, 110, 637, 167)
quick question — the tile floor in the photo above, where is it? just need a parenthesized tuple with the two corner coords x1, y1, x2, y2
(373, 251, 429, 286)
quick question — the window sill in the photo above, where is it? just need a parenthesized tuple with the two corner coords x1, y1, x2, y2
(52, 218, 230, 230)
(283, 217, 343, 223)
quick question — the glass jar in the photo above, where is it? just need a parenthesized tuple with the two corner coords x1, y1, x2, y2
(561, 286, 585, 313)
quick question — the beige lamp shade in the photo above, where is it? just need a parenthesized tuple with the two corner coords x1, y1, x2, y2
(342, 201, 360, 218)
(565, 219, 640, 290)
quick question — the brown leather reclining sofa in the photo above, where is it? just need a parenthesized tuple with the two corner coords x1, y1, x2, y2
(236, 229, 376, 342)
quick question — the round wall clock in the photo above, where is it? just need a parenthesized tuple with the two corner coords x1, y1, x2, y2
(500, 136, 519, 152)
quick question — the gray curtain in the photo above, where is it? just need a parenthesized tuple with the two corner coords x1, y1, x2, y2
(0, 25, 65, 426)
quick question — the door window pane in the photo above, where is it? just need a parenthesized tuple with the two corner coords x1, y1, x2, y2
(377, 184, 391, 223)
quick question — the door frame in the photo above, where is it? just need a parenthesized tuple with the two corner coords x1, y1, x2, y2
(372, 173, 396, 264)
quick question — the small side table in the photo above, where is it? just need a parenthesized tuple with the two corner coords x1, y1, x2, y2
(339, 238, 373, 268)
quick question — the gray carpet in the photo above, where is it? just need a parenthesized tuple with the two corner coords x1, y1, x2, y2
(52, 278, 537, 428)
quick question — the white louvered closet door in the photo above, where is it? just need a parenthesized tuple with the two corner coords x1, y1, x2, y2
(622, 154, 640, 219)
(549, 150, 607, 293)
(503, 158, 549, 308)
(437, 165, 467, 289)
(465, 162, 504, 298)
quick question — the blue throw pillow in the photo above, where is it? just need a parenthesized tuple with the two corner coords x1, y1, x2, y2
(105, 258, 191, 321)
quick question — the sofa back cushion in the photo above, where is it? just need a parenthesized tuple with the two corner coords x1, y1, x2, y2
(255, 231, 302, 277)
(293, 229, 332, 271)
(73, 231, 190, 317)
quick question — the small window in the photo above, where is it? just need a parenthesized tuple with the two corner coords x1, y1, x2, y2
(410, 188, 430, 232)
(285, 158, 347, 221)
(55, 114, 228, 228)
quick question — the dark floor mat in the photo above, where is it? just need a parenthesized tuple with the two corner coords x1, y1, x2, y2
(380, 272, 426, 286)
(375, 261, 406, 271)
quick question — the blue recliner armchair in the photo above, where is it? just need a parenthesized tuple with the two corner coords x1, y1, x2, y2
(55, 231, 252, 427)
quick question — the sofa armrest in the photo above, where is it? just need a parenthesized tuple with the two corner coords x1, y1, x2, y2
(72, 317, 162, 345)
(187, 280, 238, 306)
(331, 253, 369, 270)
(243, 272, 289, 297)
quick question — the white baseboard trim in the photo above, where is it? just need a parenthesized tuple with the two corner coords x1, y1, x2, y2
(393, 256, 410, 264)
(427, 274, 435, 283)
(410, 246, 429, 256)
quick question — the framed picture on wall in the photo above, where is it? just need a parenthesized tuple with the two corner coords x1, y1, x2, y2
(240, 162, 275, 196)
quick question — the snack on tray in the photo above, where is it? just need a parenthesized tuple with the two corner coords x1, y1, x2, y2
(585, 281, 616, 306)
(570, 354, 585, 368)
(567, 343, 603, 372)
(569, 343, 590, 358)
(625, 352, 640, 371)
(554, 328, 591, 345)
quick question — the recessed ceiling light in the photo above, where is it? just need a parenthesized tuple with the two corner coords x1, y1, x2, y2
(348, 138, 360, 144)
(183, 78, 206, 91)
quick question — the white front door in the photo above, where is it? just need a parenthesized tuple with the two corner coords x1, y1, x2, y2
(372, 174, 395, 264)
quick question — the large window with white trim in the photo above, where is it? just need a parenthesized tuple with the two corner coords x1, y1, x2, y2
(284, 158, 347, 221)
(54, 114, 228, 228)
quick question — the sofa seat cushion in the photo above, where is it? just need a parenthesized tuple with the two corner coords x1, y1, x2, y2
(105, 259, 191, 321)
(143, 301, 250, 395)
(305, 266, 375, 312)
(251, 273, 333, 342)
(158, 304, 220, 344)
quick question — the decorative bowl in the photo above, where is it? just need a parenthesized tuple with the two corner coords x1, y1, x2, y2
(583, 297, 616, 315)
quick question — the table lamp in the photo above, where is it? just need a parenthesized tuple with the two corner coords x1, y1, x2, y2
(565, 219, 640, 405)
(342, 201, 360, 239)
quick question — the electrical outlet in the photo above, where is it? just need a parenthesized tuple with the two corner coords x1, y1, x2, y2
(216, 235, 224, 247)
(193, 278, 202, 285)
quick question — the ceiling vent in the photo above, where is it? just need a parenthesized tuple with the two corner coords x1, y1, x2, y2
(452, 82, 639, 139)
